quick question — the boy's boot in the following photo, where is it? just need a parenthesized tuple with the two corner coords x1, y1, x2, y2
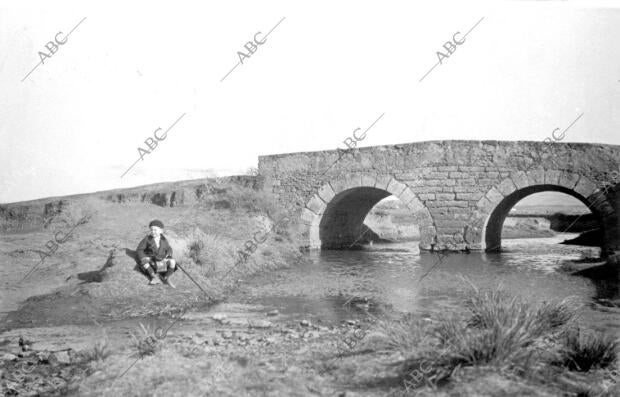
(162, 268, 175, 288)
(145, 265, 161, 285)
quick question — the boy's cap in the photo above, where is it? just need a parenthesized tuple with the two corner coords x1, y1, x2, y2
(149, 219, 164, 229)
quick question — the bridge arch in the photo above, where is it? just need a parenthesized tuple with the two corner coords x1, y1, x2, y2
(299, 173, 434, 250)
(473, 169, 617, 254)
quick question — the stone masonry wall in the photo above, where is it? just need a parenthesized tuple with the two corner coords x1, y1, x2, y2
(258, 140, 620, 252)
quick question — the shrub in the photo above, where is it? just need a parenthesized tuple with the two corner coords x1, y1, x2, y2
(465, 288, 574, 334)
(373, 313, 435, 353)
(78, 340, 111, 363)
(225, 184, 283, 218)
(186, 228, 236, 277)
(46, 199, 98, 230)
(556, 328, 618, 371)
(129, 322, 161, 358)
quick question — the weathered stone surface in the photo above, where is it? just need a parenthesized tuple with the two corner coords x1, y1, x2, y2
(317, 184, 335, 203)
(456, 192, 484, 201)
(496, 179, 517, 197)
(510, 171, 529, 190)
(300, 208, 317, 225)
(387, 178, 407, 196)
(527, 169, 545, 185)
(398, 188, 416, 205)
(486, 187, 504, 204)
(306, 195, 325, 215)
(574, 177, 599, 199)
(374, 175, 392, 190)
(544, 170, 562, 185)
(558, 172, 581, 190)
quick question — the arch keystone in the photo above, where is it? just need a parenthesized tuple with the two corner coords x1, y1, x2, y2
(544, 170, 562, 185)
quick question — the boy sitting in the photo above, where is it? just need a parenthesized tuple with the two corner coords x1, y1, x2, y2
(136, 219, 176, 287)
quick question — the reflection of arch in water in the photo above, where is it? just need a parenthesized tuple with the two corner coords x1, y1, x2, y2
(475, 171, 616, 253)
(299, 173, 433, 250)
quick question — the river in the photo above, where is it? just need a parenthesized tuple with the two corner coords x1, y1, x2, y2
(233, 233, 619, 334)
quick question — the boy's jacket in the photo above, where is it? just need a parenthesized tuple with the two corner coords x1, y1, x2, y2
(136, 234, 173, 262)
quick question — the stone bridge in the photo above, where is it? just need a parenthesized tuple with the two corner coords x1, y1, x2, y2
(258, 141, 620, 254)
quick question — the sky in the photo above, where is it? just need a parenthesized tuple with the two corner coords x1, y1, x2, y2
(1, 0, 619, 204)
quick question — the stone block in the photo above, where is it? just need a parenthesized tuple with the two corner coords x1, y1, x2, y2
(427, 200, 468, 208)
(456, 192, 484, 200)
(374, 174, 392, 190)
(496, 178, 517, 197)
(574, 177, 598, 199)
(449, 172, 469, 179)
(415, 186, 442, 193)
(510, 171, 530, 190)
(436, 193, 456, 200)
(330, 178, 348, 194)
(361, 174, 376, 187)
(418, 193, 436, 201)
(317, 184, 335, 203)
(424, 179, 456, 186)
(456, 179, 476, 186)
(453, 186, 479, 193)
(558, 172, 580, 190)
(398, 187, 416, 205)
(486, 187, 504, 204)
(306, 195, 325, 215)
(435, 219, 465, 228)
(544, 170, 562, 185)
(459, 166, 486, 172)
(527, 169, 545, 185)
(477, 195, 494, 212)
(300, 208, 317, 225)
(387, 178, 407, 196)
(438, 166, 458, 172)
(344, 173, 364, 190)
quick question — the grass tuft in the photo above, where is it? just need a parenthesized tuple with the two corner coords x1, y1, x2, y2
(78, 340, 111, 363)
(129, 322, 161, 358)
(393, 286, 596, 392)
(556, 328, 618, 371)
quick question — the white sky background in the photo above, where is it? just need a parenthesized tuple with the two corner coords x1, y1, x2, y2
(1, 0, 619, 204)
